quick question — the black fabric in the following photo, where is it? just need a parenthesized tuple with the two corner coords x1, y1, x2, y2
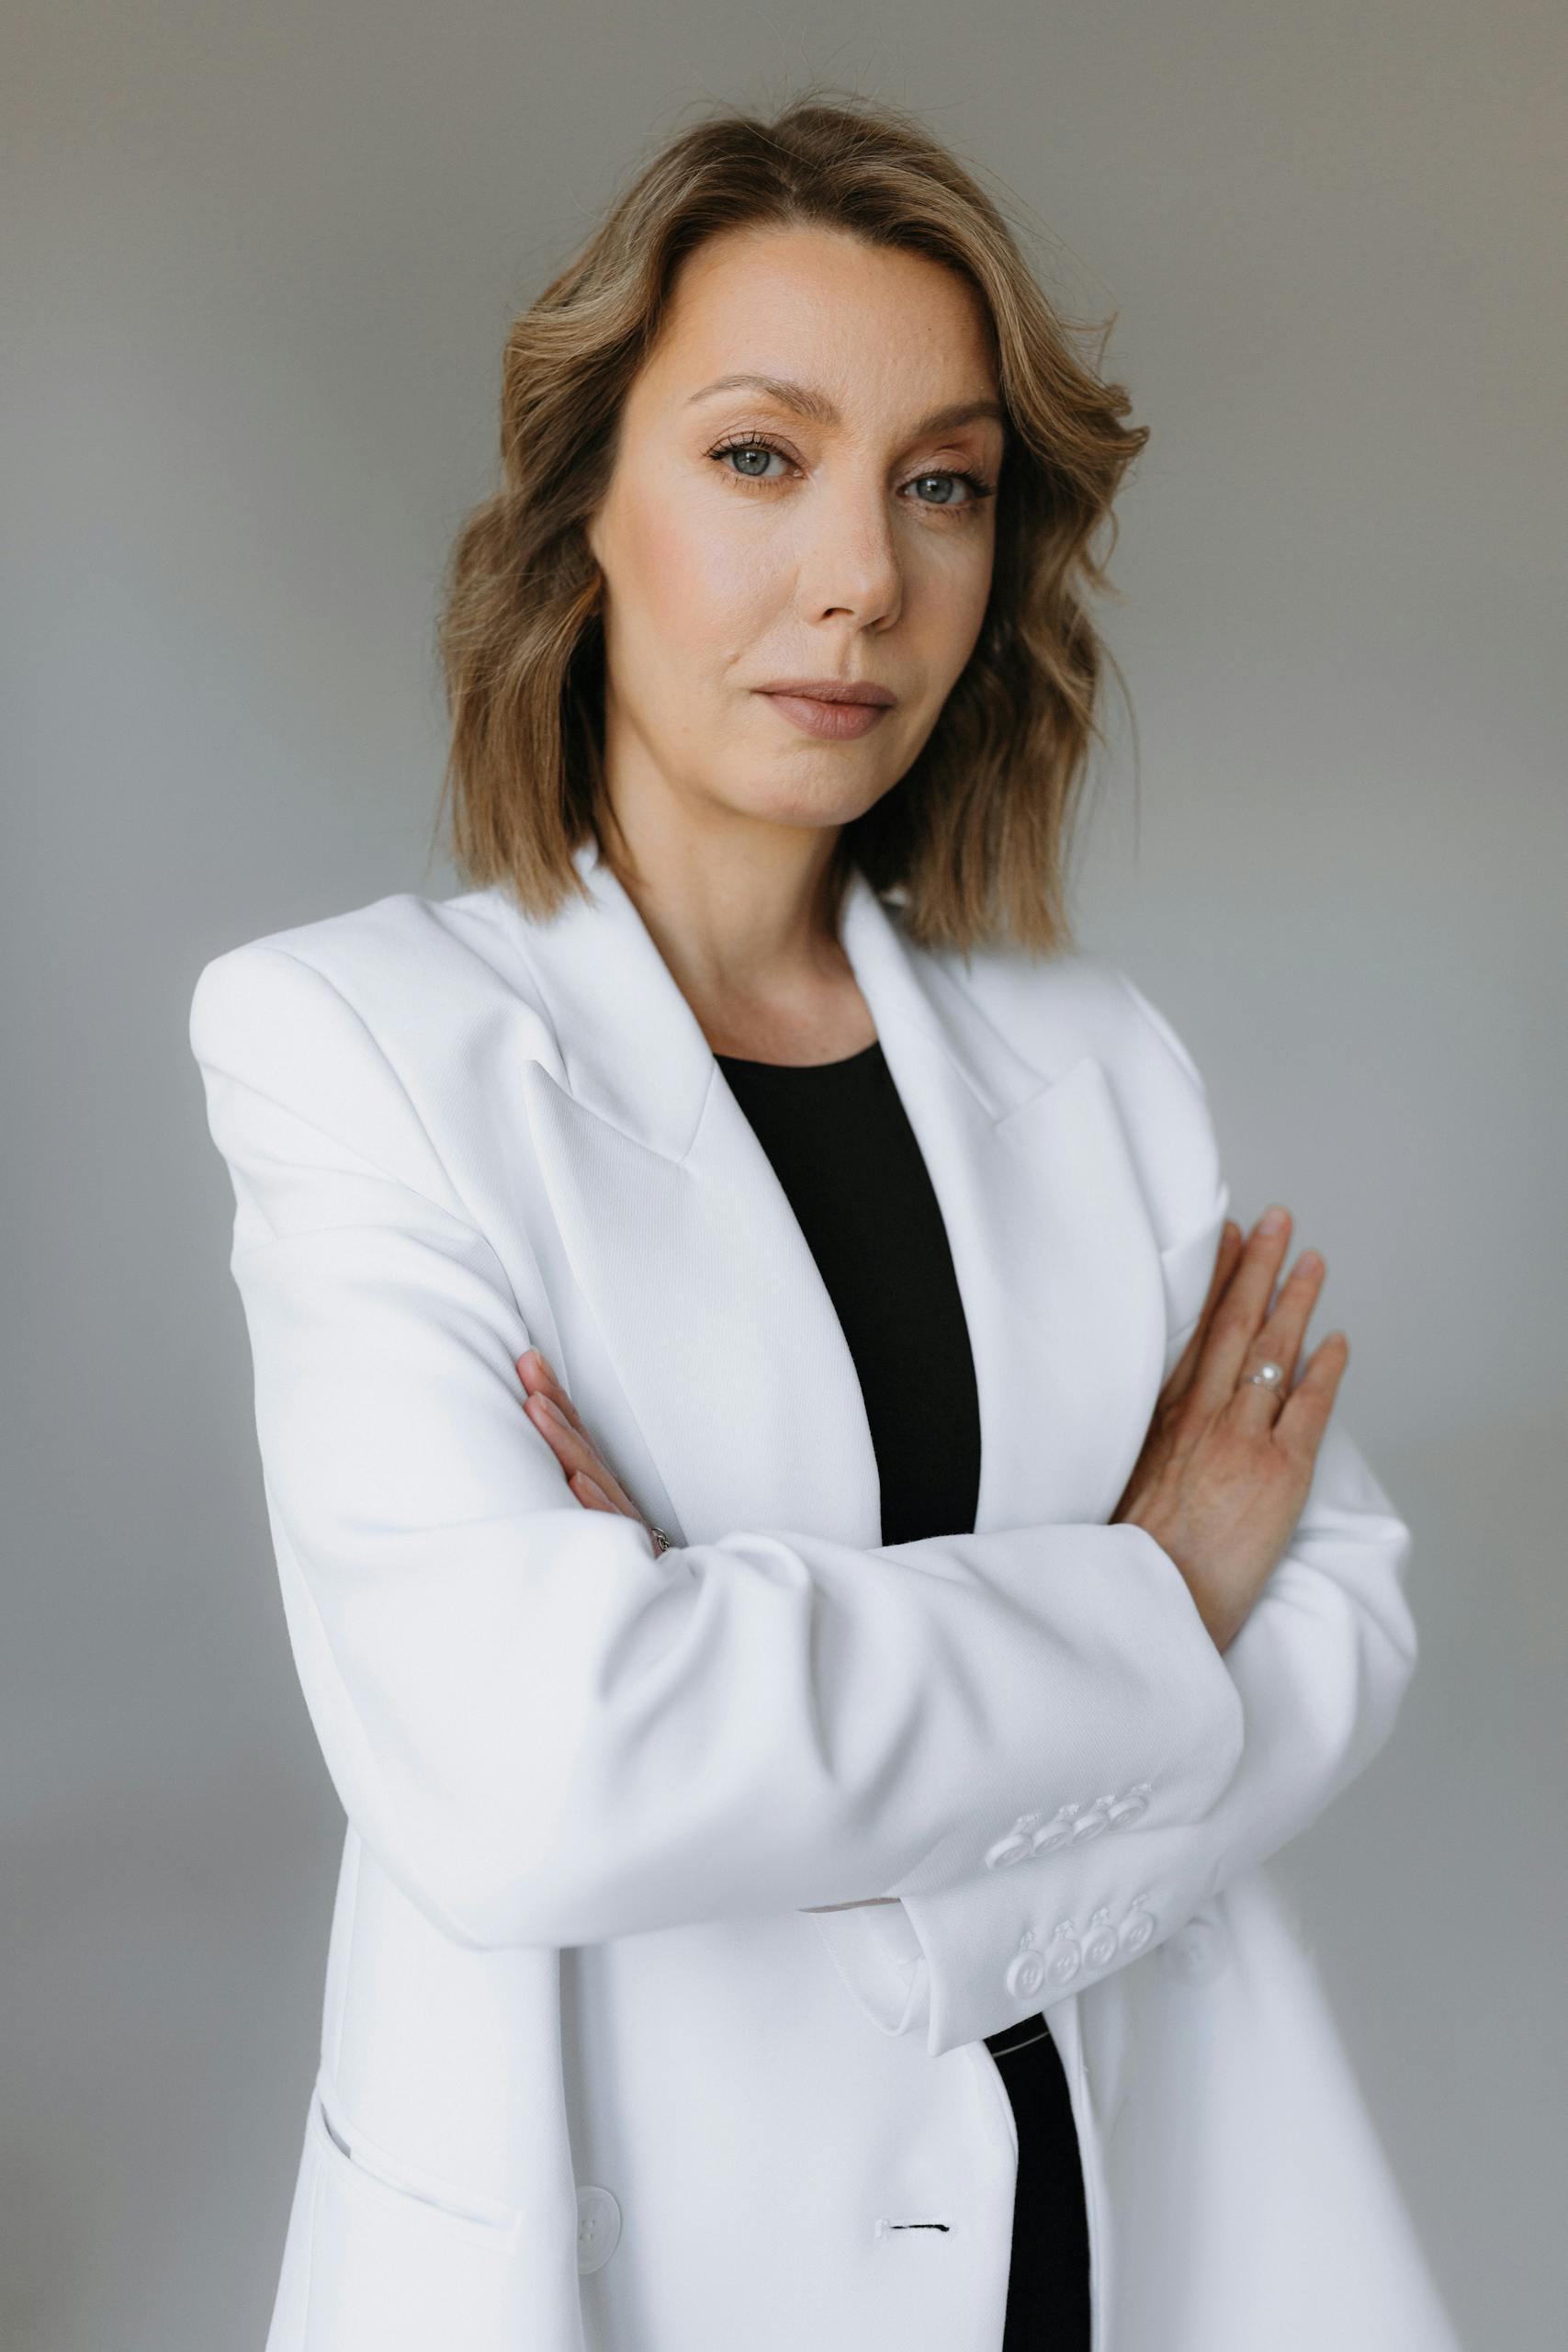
(716, 1038, 1092, 2350)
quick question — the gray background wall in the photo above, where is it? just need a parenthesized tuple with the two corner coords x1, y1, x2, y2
(6, 6, 1562, 2346)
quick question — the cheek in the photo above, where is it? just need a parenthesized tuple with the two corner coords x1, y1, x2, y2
(907, 533, 995, 685)
(619, 485, 778, 663)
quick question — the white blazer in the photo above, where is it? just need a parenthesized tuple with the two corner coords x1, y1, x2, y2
(188, 835, 1461, 2352)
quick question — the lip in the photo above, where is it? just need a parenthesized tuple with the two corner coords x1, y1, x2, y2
(755, 677, 896, 706)
(758, 694, 889, 741)
(754, 676, 897, 742)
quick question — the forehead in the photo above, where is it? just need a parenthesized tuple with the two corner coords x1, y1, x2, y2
(634, 222, 1000, 423)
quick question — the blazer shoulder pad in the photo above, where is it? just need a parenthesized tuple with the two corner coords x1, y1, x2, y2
(190, 888, 556, 1068)
(186, 889, 554, 1224)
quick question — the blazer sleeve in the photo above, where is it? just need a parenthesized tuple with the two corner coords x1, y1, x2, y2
(188, 937, 1247, 1955)
(829, 970, 1419, 2056)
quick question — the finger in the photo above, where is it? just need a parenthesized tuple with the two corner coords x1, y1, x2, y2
(1162, 1220, 1244, 1404)
(513, 1352, 640, 1511)
(1229, 1247, 1327, 1419)
(569, 1469, 628, 1515)
(515, 1347, 595, 1443)
(522, 1388, 642, 1518)
(1272, 1330, 1350, 1454)
(1188, 1205, 1296, 1416)
(521, 1385, 581, 1471)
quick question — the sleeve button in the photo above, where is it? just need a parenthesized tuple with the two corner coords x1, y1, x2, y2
(1083, 1910, 1120, 1967)
(1119, 1907, 1156, 1956)
(1045, 1926, 1082, 1984)
(1029, 1813, 1076, 1855)
(1006, 1950, 1047, 1997)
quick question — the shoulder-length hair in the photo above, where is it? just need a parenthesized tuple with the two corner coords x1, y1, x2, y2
(434, 87, 1148, 956)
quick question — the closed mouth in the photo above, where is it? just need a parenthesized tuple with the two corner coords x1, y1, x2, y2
(755, 681, 896, 707)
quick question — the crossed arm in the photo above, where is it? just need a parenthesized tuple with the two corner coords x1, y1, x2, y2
(512, 1227, 1416, 2054)
(190, 938, 1415, 2056)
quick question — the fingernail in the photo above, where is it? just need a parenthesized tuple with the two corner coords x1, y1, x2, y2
(531, 1348, 556, 1380)
(1258, 1205, 1287, 1234)
(530, 1392, 569, 1429)
(1297, 1249, 1322, 1275)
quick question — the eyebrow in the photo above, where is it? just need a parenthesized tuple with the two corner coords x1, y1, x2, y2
(684, 373, 1008, 437)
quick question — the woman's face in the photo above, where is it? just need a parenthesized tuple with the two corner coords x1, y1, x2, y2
(585, 222, 1006, 847)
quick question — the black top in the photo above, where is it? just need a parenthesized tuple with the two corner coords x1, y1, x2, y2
(716, 1037, 1092, 2349)
(717, 1037, 981, 1546)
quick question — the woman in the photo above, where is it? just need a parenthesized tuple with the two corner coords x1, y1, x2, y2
(188, 93, 1461, 2352)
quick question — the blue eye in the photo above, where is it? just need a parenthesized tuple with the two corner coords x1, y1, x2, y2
(707, 435, 995, 511)
(908, 471, 969, 506)
(713, 437, 789, 481)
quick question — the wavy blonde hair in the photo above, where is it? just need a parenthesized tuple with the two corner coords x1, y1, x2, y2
(434, 87, 1148, 956)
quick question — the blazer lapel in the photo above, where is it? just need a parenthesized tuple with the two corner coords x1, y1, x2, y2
(831, 877, 1169, 1537)
(486, 839, 1167, 1551)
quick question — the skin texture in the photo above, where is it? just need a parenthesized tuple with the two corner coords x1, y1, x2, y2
(1110, 1206, 1348, 1652)
(581, 219, 1006, 1062)
(514, 220, 1349, 1678)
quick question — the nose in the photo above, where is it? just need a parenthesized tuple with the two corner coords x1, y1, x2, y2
(795, 470, 903, 633)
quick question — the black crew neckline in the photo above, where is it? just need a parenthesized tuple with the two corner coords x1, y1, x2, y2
(715, 1039, 884, 1073)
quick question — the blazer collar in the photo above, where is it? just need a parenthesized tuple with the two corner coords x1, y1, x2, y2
(497, 836, 1048, 1163)
(478, 837, 1167, 1549)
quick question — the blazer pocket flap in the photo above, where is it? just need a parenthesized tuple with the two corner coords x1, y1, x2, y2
(310, 2085, 521, 2242)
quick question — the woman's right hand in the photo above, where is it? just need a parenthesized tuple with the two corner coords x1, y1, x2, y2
(1111, 1206, 1350, 1654)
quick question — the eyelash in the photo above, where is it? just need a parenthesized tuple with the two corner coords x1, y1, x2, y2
(706, 433, 997, 514)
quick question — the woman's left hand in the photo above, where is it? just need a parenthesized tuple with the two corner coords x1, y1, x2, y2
(514, 1347, 660, 1544)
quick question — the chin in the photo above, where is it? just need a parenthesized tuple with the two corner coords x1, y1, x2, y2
(718, 776, 891, 832)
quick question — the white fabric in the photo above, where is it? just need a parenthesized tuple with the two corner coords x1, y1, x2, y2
(188, 836, 1461, 2350)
